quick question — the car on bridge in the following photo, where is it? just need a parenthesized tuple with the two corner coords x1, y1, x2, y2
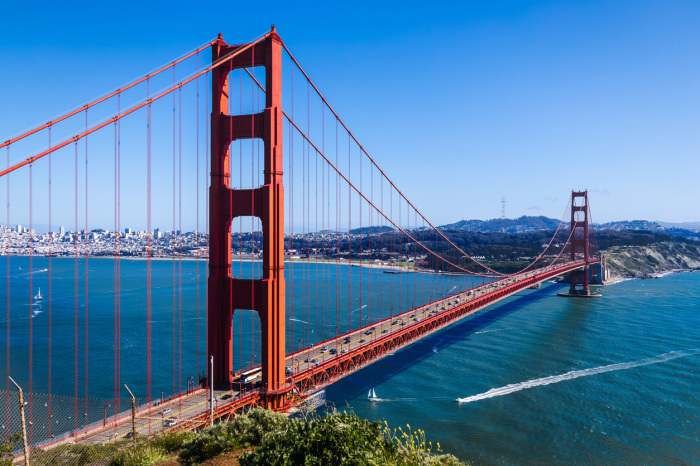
(163, 417, 178, 427)
(161, 408, 171, 415)
(321, 346, 329, 353)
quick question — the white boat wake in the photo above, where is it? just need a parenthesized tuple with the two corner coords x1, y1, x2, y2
(289, 318, 312, 325)
(351, 304, 368, 315)
(475, 328, 510, 335)
(456, 349, 699, 404)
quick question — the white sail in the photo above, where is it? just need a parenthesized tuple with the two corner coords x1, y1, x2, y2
(371, 388, 376, 398)
(34, 288, 42, 300)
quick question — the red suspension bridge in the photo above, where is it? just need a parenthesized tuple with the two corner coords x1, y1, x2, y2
(0, 27, 601, 450)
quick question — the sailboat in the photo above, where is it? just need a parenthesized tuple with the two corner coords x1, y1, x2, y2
(367, 387, 380, 402)
(34, 288, 43, 301)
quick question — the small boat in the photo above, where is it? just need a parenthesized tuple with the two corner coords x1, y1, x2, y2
(367, 387, 380, 401)
(34, 288, 43, 301)
(383, 270, 401, 274)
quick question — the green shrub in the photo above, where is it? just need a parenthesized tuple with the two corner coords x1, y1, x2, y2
(179, 408, 289, 465)
(239, 409, 399, 466)
(150, 430, 195, 453)
(0, 434, 20, 466)
(31, 443, 120, 466)
(108, 444, 168, 466)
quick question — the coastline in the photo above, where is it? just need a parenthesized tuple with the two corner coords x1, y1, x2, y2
(3, 253, 428, 274)
(604, 268, 698, 286)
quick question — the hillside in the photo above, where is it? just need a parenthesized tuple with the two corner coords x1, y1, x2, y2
(603, 242, 700, 279)
(439, 216, 561, 233)
(438, 216, 700, 241)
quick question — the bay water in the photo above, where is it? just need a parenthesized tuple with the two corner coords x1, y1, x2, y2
(1, 256, 698, 463)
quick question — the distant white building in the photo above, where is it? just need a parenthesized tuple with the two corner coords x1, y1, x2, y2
(59, 226, 65, 237)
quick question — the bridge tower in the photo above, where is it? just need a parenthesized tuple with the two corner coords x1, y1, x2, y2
(569, 190, 590, 295)
(207, 27, 288, 408)
(558, 190, 602, 297)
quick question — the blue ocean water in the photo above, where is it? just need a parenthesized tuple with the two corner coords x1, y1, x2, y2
(327, 271, 700, 464)
(1, 256, 698, 463)
(0, 256, 470, 400)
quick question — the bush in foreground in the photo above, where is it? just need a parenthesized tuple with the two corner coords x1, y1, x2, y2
(95, 407, 463, 466)
(179, 408, 289, 465)
(181, 407, 463, 466)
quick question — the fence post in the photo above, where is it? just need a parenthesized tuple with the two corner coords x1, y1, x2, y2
(209, 356, 214, 426)
(8, 377, 29, 465)
(124, 384, 136, 443)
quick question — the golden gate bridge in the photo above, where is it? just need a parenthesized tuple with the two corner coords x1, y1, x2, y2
(0, 27, 601, 454)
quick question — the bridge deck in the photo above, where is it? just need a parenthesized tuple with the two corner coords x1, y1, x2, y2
(35, 260, 594, 447)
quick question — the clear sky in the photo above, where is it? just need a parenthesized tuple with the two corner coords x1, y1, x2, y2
(1, 0, 699, 228)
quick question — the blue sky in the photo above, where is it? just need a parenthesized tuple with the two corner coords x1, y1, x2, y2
(1, 0, 699, 228)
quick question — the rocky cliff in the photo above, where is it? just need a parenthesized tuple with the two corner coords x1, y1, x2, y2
(603, 242, 700, 279)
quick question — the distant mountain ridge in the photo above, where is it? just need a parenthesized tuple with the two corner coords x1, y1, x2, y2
(438, 216, 700, 241)
(439, 216, 564, 233)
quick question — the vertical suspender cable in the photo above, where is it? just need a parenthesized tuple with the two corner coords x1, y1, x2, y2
(28, 158, 33, 445)
(289, 65, 294, 352)
(113, 109, 119, 428)
(315, 135, 319, 343)
(4, 146, 9, 440)
(117, 94, 122, 419)
(172, 67, 177, 398)
(178, 85, 183, 400)
(48, 126, 53, 437)
(205, 71, 209, 378)
(335, 118, 339, 334)
(347, 135, 351, 331)
(359, 142, 362, 329)
(369, 164, 373, 323)
(147, 78, 153, 415)
(84, 110, 89, 424)
(195, 53, 200, 384)
(251, 49, 256, 369)
(73, 141, 78, 433)
(301, 90, 306, 348)
(321, 105, 325, 342)
(237, 69, 242, 376)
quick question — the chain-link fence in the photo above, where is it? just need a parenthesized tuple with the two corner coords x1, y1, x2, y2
(1, 388, 152, 464)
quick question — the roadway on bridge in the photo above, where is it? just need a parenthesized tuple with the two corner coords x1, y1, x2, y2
(65, 263, 574, 445)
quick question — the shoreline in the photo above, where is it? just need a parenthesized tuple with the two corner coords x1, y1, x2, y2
(604, 268, 698, 286)
(8, 253, 698, 281)
(2, 254, 430, 274)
